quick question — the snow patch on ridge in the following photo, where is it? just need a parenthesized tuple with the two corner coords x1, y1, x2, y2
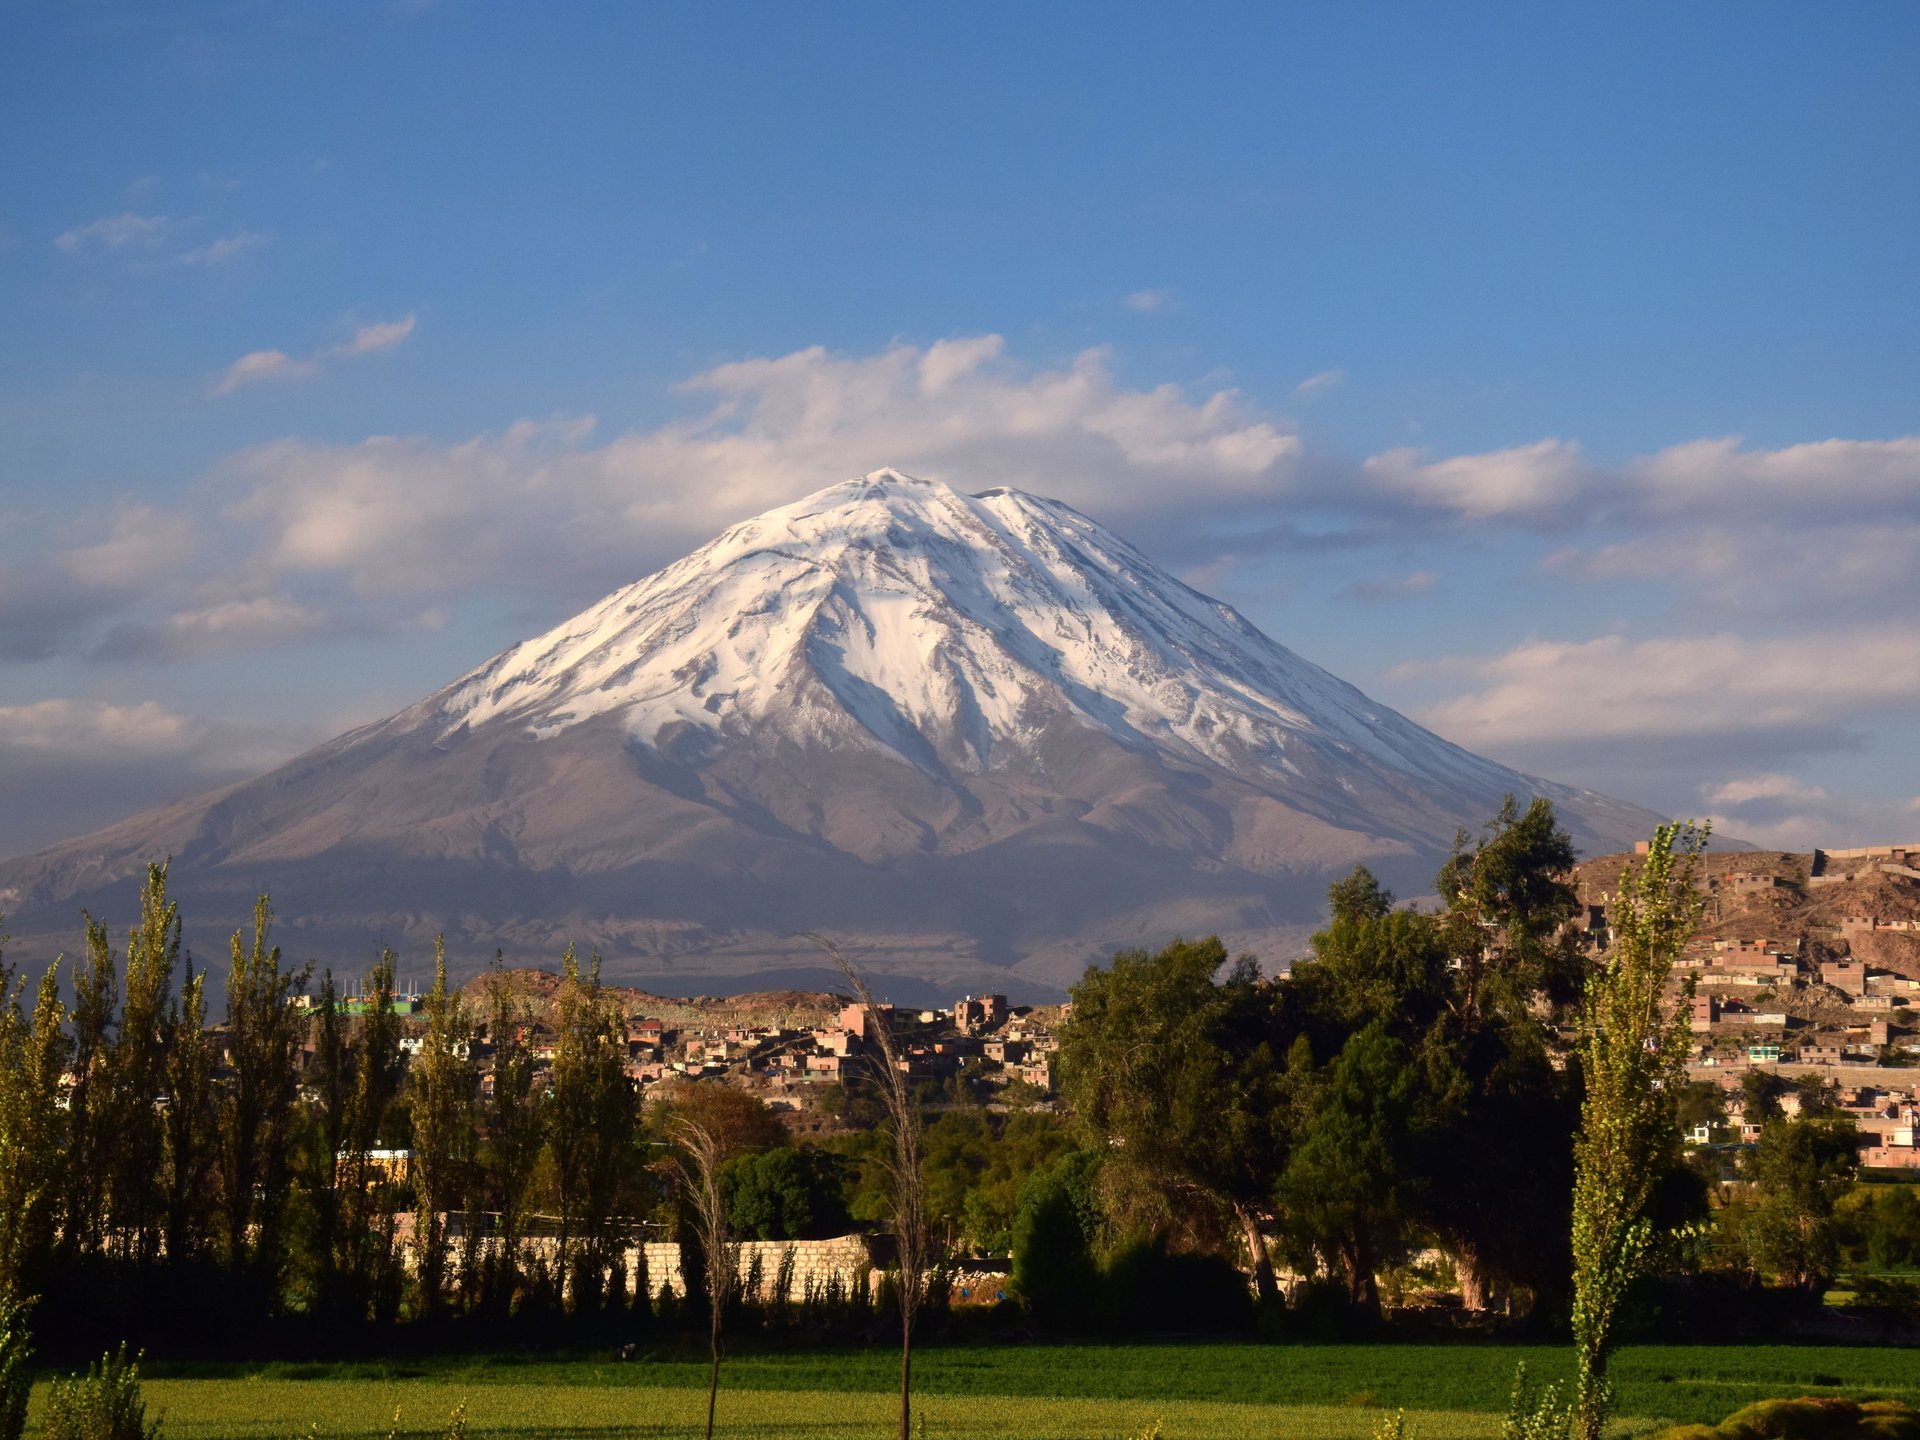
(422, 470, 1527, 797)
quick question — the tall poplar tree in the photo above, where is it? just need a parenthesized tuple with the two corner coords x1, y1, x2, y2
(546, 947, 634, 1310)
(479, 958, 542, 1313)
(0, 953, 65, 1440)
(409, 939, 477, 1317)
(218, 897, 309, 1287)
(161, 956, 214, 1268)
(105, 863, 179, 1263)
(61, 918, 117, 1258)
(1566, 822, 1706, 1440)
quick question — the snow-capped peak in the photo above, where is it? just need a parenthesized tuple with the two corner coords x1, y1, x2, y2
(421, 470, 1510, 795)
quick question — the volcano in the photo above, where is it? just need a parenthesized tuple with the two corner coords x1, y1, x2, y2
(0, 470, 1660, 999)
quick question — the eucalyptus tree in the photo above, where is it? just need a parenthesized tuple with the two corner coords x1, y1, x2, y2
(1057, 936, 1289, 1303)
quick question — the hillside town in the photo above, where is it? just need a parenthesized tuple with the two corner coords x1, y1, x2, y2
(1578, 843, 1920, 1172)
(289, 974, 1065, 1162)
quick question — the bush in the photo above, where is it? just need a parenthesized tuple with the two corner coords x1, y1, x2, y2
(1101, 1232, 1253, 1335)
(1010, 1166, 1099, 1331)
(42, 1345, 159, 1440)
(718, 1147, 849, 1241)
(1652, 1397, 1920, 1440)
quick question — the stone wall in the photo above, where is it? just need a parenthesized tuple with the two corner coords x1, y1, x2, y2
(640, 1232, 892, 1301)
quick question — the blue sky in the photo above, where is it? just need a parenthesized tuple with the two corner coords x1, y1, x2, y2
(2, 1, 1918, 857)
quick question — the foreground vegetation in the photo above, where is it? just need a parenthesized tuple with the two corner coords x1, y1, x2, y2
(63, 1342, 1920, 1438)
(1, 809, 1910, 1438)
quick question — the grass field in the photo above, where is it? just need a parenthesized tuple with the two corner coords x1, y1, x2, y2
(63, 1342, 1919, 1439)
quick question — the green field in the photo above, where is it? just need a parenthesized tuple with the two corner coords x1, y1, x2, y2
(66, 1343, 1917, 1439)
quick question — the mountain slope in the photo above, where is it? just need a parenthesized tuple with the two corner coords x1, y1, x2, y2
(0, 470, 1661, 999)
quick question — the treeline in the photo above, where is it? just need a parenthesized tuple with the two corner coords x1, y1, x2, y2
(1050, 797, 1605, 1322)
(1043, 798, 1913, 1335)
(0, 864, 662, 1356)
(0, 802, 1906, 1376)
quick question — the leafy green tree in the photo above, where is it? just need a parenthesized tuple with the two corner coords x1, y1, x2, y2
(161, 956, 215, 1268)
(1436, 796, 1582, 1028)
(477, 959, 543, 1314)
(1010, 1154, 1100, 1331)
(218, 896, 310, 1287)
(339, 950, 405, 1323)
(1291, 907, 1450, 1038)
(1058, 936, 1289, 1302)
(0, 945, 65, 1440)
(1739, 1068, 1786, 1124)
(1327, 865, 1395, 925)
(546, 947, 636, 1310)
(409, 939, 478, 1317)
(720, 1147, 848, 1241)
(1274, 1021, 1419, 1313)
(1424, 799, 1586, 1313)
(1565, 822, 1707, 1440)
(1741, 1112, 1859, 1294)
(1841, 1185, 1920, 1272)
(103, 864, 179, 1264)
(61, 917, 117, 1259)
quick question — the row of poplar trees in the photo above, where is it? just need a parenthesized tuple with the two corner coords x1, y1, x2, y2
(0, 862, 653, 1359)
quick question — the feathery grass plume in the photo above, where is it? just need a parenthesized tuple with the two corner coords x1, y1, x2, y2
(808, 936, 938, 1440)
(672, 1115, 739, 1440)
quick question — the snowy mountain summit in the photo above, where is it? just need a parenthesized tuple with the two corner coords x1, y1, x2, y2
(434, 470, 1457, 784)
(0, 469, 1659, 998)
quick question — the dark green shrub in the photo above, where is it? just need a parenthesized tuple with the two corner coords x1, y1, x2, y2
(1101, 1232, 1252, 1335)
(1010, 1167, 1099, 1331)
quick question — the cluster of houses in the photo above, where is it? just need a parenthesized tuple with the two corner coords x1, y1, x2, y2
(1686, 1076, 1919, 1171)
(656, 993, 1061, 1111)
(290, 978, 1061, 1121)
(1595, 841, 1920, 1172)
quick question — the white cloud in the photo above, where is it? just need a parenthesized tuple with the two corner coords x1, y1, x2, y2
(1409, 623, 1920, 751)
(1633, 434, 1920, 518)
(0, 698, 199, 757)
(57, 504, 202, 589)
(55, 212, 170, 252)
(1125, 288, 1175, 312)
(1362, 438, 1586, 519)
(1704, 774, 1827, 808)
(331, 313, 416, 355)
(214, 313, 414, 395)
(179, 230, 267, 265)
(1294, 369, 1344, 397)
(1696, 772, 1920, 851)
(93, 594, 337, 663)
(220, 335, 1301, 599)
(215, 349, 317, 395)
(1574, 523, 1920, 611)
